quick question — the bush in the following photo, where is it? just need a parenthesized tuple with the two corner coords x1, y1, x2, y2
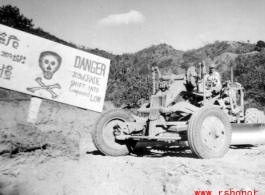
(234, 51, 265, 109)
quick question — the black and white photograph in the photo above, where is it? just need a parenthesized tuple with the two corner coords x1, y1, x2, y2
(0, 0, 265, 195)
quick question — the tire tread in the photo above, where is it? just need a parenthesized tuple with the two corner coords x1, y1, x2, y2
(187, 106, 232, 159)
(92, 109, 135, 156)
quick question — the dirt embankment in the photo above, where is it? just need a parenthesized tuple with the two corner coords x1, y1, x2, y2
(0, 88, 116, 158)
(0, 90, 87, 155)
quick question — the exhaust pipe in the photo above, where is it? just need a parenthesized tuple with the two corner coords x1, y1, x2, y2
(231, 123, 265, 145)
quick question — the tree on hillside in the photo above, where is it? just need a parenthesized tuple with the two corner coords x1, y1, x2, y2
(0, 5, 34, 30)
(234, 52, 265, 109)
(106, 55, 152, 107)
(134, 43, 184, 75)
(181, 49, 207, 70)
(254, 40, 265, 52)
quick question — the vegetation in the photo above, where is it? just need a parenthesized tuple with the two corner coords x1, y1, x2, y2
(0, 5, 34, 30)
(181, 41, 255, 70)
(133, 44, 184, 74)
(235, 51, 265, 109)
(0, 5, 264, 109)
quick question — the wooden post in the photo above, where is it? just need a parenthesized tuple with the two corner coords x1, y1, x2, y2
(231, 65, 234, 84)
(26, 97, 42, 124)
(201, 62, 206, 106)
(152, 67, 156, 95)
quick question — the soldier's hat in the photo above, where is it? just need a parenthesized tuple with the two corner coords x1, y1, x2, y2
(209, 63, 216, 69)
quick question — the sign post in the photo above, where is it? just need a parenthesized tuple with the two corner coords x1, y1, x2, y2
(26, 97, 42, 124)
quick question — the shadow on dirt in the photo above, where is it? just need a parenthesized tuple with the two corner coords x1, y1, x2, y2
(86, 150, 103, 155)
(86, 147, 198, 158)
(131, 147, 198, 158)
(230, 145, 257, 150)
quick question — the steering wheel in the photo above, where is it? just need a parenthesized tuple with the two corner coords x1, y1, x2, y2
(206, 77, 219, 89)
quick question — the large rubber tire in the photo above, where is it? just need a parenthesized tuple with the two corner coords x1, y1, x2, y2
(245, 108, 265, 123)
(187, 106, 232, 159)
(92, 108, 136, 156)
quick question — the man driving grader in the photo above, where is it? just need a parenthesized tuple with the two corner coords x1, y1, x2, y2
(188, 62, 221, 94)
(205, 63, 222, 93)
(92, 61, 265, 159)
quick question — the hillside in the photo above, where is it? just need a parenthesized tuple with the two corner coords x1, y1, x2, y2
(104, 40, 255, 79)
(181, 41, 255, 68)
(133, 43, 185, 75)
(106, 41, 255, 77)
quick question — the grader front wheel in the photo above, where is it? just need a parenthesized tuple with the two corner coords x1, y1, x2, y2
(187, 106, 232, 159)
(92, 109, 136, 156)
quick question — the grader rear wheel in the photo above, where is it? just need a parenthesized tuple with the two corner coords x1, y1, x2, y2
(92, 109, 136, 156)
(245, 108, 265, 123)
(188, 106, 232, 159)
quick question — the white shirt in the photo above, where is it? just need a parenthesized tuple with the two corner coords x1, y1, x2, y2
(205, 71, 221, 90)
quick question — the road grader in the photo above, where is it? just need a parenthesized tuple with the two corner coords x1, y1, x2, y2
(92, 62, 265, 159)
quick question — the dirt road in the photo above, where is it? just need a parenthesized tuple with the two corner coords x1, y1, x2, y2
(1, 142, 265, 195)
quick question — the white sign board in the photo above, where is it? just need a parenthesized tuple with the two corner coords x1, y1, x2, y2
(0, 24, 110, 112)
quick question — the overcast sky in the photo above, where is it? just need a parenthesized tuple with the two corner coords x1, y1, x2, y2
(1, 0, 265, 54)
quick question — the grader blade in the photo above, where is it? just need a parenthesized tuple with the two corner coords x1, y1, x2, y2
(231, 123, 265, 145)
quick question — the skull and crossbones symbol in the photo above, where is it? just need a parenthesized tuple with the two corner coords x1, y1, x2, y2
(27, 51, 62, 99)
(27, 77, 61, 99)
